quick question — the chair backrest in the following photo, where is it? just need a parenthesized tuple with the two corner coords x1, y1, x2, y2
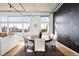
(42, 33, 49, 41)
(52, 34, 57, 46)
(31, 35, 39, 40)
(34, 38, 45, 51)
(23, 36, 28, 43)
(49, 33, 53, 39)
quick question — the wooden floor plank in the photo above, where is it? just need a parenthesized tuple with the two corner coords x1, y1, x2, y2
(4, 41, 64, 56)
(4, 41, 24, 56)
(56, 42, 79, 56)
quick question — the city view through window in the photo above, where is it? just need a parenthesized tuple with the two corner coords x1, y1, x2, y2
(1, 16, 49, 33)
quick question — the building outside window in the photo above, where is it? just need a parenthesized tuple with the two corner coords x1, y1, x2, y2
(0, 16, 31, 33)
(9, 24, 22, 32)
(2, 24, 7, 32)
(1, 16, 49, 33)
(8, 16, 31, 33)
(1, 16, 7, 32)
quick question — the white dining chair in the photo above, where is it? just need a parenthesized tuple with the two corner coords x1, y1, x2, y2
(34, 38, 45, 55)
(23, 36, 34, 52)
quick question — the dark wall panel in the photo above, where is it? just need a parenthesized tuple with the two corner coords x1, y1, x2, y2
(54, 3, 79, 53)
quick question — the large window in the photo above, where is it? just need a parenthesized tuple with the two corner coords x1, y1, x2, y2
(23, 17, 31, 33)
(41, 24, 47, 30)
(9, 24, 22, 32)
(24, 17, 31, 22)
(8, 17, 23, 22)
(2, 17, 7, 22)
(1, 17, 7, 32)
(24, 23, 30, 32)
(8, 17, 23, 33)
(8, 16, 31, 33)
(2, 24, 7, 32)
(0, 16, 31, 33)
(40, 17, 49, 23)
(0, 16, 49, 33)
(40, 17, 49, 32)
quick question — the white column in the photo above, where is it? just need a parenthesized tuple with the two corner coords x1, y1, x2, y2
(22, 17, 24, 35)
(49, 13, 53, 34)
(7, 16, 9, 33)
(0, 17, 2, 32)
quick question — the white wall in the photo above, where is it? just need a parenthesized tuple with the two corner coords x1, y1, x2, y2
(49, 13, 53, 34)
(0, 17, 2, 32)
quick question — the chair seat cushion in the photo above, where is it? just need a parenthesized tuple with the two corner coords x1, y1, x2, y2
(25, 41, 33, 46)
(34, 38, 45, 51)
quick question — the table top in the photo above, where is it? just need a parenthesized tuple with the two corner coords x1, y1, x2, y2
(27, 33, 52, 42)
(28, 37, 52, 42)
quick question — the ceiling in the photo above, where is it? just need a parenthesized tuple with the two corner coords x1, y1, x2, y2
(0, 3, 63, 13)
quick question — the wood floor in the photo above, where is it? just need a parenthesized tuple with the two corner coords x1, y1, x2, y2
(4, 40, 79, 56)
(4, 41, 24, 56)
(4, 41, 64, 56)
(15, 46, 64, 56)
(56, 42, 79, 56)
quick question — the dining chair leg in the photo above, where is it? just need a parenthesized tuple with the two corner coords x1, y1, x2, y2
(53, 45, 56, 52)
(24, 46, 26, 52)
(25, 46, 28, 52)
(34, 52, 37, 55)
(25, 46, 27, 52)
(44, 52, 46, 56)
(32, 46, 34, 52)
